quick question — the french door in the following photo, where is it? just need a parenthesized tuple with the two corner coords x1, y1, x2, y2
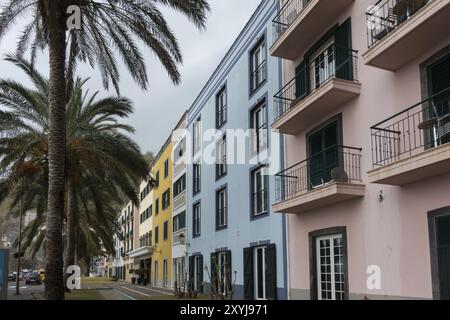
(308, 120, 339, 188)
(316, 234, 345, 300)
(254, 246, 267, 300)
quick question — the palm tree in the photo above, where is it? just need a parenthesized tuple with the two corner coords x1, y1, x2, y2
(0, 54, 152, 297)
(0, 0, 210, 299)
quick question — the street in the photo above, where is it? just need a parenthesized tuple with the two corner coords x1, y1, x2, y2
(6, 280, 175, 300)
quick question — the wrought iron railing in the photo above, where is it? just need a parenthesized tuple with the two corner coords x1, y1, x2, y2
(273, 45, 358, 122)
(275, 146, 362, 202)
(272, 0, 313, 42)
(371, 87, 450, 167)
(366, 0, 431, 48)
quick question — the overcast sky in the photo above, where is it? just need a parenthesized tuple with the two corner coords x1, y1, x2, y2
(0, 0, 262, 154)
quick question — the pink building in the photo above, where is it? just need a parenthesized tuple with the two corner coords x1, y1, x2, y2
(271, 0, 450, 299)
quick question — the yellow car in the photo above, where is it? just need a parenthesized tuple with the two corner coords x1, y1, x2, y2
(38, 269, 45, 282)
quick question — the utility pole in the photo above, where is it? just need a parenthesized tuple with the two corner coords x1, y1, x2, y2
(15, 192, 24, 296)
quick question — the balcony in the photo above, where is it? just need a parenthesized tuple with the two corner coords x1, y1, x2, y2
(127, 246, 154, 259)
(271, 0, 355, 60)
(369, 88, 450, 185)
(272, 46, 360, 135)
(364, 0, 450, 71)
(273, 146, 365, 214)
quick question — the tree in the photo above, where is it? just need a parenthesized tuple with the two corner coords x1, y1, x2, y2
(0, 55, 149, 295)
(0, 0, 210, 299)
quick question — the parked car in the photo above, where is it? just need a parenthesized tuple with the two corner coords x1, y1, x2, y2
(8, 273, 16, 281)
(25, 272, 42, 285)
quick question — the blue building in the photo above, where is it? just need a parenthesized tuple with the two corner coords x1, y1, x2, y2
(186, 0, 287, 300)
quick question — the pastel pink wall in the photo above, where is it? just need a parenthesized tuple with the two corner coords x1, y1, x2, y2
(282, 0, 450, 298)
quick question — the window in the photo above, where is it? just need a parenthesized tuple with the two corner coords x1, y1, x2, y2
(251, 166, 268, 216)
(193, 117, 201, 154)
(155, 226, 159, 244)
(164, 159, 169, 178)
(163, 221, 168, 241)
(173, 174, 186, 197)
(216, 135, 227, 179)
(316, 234, 345, 300)
(216, 187, 227, 230)
(216, 86, 227, 128)
(163, 259, 168, 287)
(155, 198, 160, 215)
(174, 257, 186, 289)
(173, 211, 186, 232)
(154, 261, 159, 286)
(193, 163, 201, 195)
(250, 38, 266, 92)
(307, 118, 341, 188)
(251, 102, 267, 154)
(155, 171, 160, 188)
(310, 38, 336, 91)
(193, 202, 201, 237)
(162, 189, 171, 210)
(191, 255, 203, 292)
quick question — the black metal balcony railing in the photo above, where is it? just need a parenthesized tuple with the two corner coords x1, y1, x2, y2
(272, 0, 313, 42)
(273, 45, 358, 122)
(366, 0, 430, 48)
(371, 87, 450, 167)
(250, 61, 266, 92)
(275, 146, 362, 202)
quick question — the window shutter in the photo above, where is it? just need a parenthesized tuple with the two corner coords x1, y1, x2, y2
(199, 255, 204, 293)
(295, 61, 308, 100)
(210, 252, 218, 293)
(265, 244, 277, 300)
(215, 192, 219, 229)
(189, 256, 195, 290)
(243, 247, 254, 300)
(226, 250, 232, 293)
(335, 18, 352, 80)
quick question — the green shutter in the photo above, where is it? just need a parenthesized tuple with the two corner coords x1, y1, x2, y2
(295, 61, 309, 100)
(210, 252, 218, 293)
(199, 255, 204, 293)
(189, 256, 194, 290)
(335, 18, 352, 80)
(243, 247, 254, 300)
(226, 250, 232, 294)
(265, 244, 277, 300)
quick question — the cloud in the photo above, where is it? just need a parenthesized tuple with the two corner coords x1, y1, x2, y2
(0, 0, 262, 154)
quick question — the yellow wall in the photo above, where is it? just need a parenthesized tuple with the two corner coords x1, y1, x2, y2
(151, 142, 173, 287)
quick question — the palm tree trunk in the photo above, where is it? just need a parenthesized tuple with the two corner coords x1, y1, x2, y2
(45, 0, 67, 300)
(64, 183, 76, 291)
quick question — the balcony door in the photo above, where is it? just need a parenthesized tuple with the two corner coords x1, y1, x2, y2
(308, 119, 341, 188)
(427, 53, 450, 145)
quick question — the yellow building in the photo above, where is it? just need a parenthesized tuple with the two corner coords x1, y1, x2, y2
(151, 137, 173, 288)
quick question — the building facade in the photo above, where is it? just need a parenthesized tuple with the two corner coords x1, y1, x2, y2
(172, 113, 188, 289)
(128, 178, 154, 285)
(151, 138, 173, 288)
(271, 0, 450, 299)
(186, 0, 287, 300)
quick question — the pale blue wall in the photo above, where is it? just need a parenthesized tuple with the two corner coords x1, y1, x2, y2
(186, 0, 287, 300)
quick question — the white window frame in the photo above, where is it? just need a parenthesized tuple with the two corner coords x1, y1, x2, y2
(193, 119, 202, 154)
(217, 188, 227, 228)
(193, 203, 201, 236)
(254, 246, 267, 300)
(316, 233, 345, 300)
(251, 103, 267, 154)
(253, 167, 268, 216)
(217, 251, 228, 296)
(251, 40, 266, 90)
(310, 38, 336, 91)
(217, 88, 227, 127)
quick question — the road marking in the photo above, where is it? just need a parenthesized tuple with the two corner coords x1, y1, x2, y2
(121, 286, 153, 298)
(113, 288, 136, 300)
(137, 286, 173, 296)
